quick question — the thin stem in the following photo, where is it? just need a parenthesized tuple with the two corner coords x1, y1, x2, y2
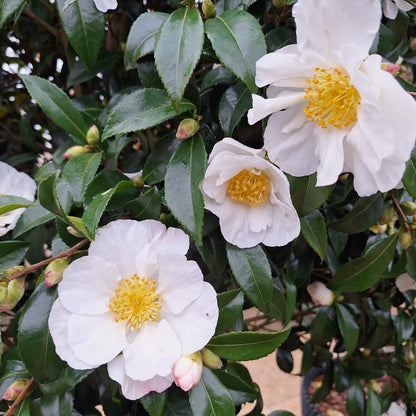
(407, 91, 416, 97)
(23, 8, 60, 38)
(4, 239, 88, 282)
(4, 377, 36, 416)
(390, 191, 411, 231)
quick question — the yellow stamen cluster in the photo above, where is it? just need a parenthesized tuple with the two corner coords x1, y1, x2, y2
(304, 67, 361, 129)
(109, 274, 161, 330)
(227, 169, 271, 208)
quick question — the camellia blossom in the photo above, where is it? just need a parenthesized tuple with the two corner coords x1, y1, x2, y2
(200, 138, 300, 248)
(383, 0, 414, 20)
(306, 281, 335, 306)
(93, 0, 117, 12)
(247, 0, 416, 197)
(382, 402, 407, 416)
(0, 162, 36, 237)
(48, 219, 218, 400)
(395, 272, 416, 293)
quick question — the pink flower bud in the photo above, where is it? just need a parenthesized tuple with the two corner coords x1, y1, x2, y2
(63, 145, 91, 159)
(176, 119, 199, 140)
(306, 281, 334, 306)
(3, 379, 29, 401)
(173, 351, 203, 392)
(44, 258, 70, 287)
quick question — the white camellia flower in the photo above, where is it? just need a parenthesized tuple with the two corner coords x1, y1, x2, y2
(382, 401, 407, 416)
(383, 0, 414, 19)
(93, 0, 117, 12)
(200, 138, 300, 248)
(48, 219, 218, 400)
(306, 281, 335, 306)
(248, 0, 416, 197)
(0, 162, 36, 237)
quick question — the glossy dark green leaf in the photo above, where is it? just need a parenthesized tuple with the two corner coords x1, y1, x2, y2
(20, 75, 89, 143)
(347, 378, 365, 416)
(137, 59, 164, 89)
(312, 367, 333, 403)
(226, 244, 273, 313)
(164, 134, 206, 244)
(15, 397, 31, 416)
(394, 310, 414, 343)
(330, 194, 384, 234)
(207, 329, 290, 361)
(0, 360, 30, 398)
(366, 388, 382, 416)
(283, 274, 296, 326)
(329, 234, 399, 292)
(125, 12, 168, 70)
(30, 391, 74, 416)
(140, 391, 167, 416)
(0, 195, 33, 215)
(103, 88, 195, 139)
(154, 7, 204, 110)
(18, 284, 66, 383)
(0, 241, 31, 273)
(403, 146, 416, 198)
(310, 306, 337, 345)
(126, 187, 161, 220)
(276, 348, 293, 373)
(0, 0, 25, 28)
(205, 10, 265, 92)
(162, 389, 193, 416)
(143, 135, 180, 185)
(336, 304, 359, 354)
(56, 0, 105, 69)
(60, 152, 102, 204)
(201, 66, 235, 91)
(215, 289, 244, 335)
(218, 82, 251, 136)
(189, 368, 235, 416)
(38, 173, 66, 217)
(406, 244, 416, 278)
(300, 210, 327, 262)
(13, 201, 55, 238)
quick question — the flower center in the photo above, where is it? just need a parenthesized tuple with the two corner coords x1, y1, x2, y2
(227, 169, 270, 208)
(109, 274, 162, 330)
(304, 67, 361, 129)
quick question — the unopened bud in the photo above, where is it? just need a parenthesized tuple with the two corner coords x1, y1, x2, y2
(368, 379, 382, 394)
(381, 62, 401, 76)
(400, 201, 416, 216)
(44, 258, 70, 287)
(86, 125, 100, 147)
(0, 277, 25, 312)
(201, 348, 222, 369)
(379, 207, 396, 225)
(176, 119, 199, 140)
(66, 225, 84, 238)
(63, 145, 91, 160)
(272, 0, 286, 9)
(306, 281, 334, 306)
(369, 223, 388, 234)
(173, 351, 203, 392)
(202, 0, 216, 18)
(3, 379, 29, 401)
(399, 229, 413, 250)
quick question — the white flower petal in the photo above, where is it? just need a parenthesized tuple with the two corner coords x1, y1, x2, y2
(123, 320, 181, 380)
(395, 0, 414, 12)
(93, 0, 117, 12)
(58, 256, 120, 315)
(164, 282, 218, 355)
(208, 137, 265, 162)
(48, 299, 96, 370)
(108, 355, 174, 400)
(67, 312, 127, 366)
(383, 0, 399, 18)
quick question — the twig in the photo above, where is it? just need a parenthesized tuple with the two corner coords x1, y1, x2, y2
(390, 191, 411, 231)
(4, 377, 36, 416)
(3, 239, 88, 282)
(23, 8, 60, 38)
(407, 91, 416, 96)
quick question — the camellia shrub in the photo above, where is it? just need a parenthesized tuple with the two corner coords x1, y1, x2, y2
(1, 0, 416, 415)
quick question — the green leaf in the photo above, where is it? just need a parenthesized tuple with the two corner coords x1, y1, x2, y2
(189, 368, 235, 416)
(206, 329, 290, 361)
(394, 310, 414, 343)
(288, 173, 335, 217)
(125, 12, 168, 70)
(347, 378, 365, 416)
(204, 10, 266, 93)
(142, 135, 180, 185)
(38, 173, 66, 217)
(154, 7, 204, 110)
(30, 391, 74, 416)
(403, 146, 416, 198)
(103, 88, 196, 139)
(300, 210, 327, 262)
(366, 388, 382, 416)
(126, 187, 161, 220)
(282, 274, 297, 327)
(20, 75, 89, 143)
(56, 0, 105, 69)
(218, 82, 251, 136)
(336, 304, 359, 354)
(330, 194, 384, 234)
(18, 284, 66, 383)
(140, 391, 167, 416)
(329, 234, 399, 292)
(60, 152, 102, 204)
(0, 241, 31, 273)
(406, 244, 416, 279)
(310, 306, 337, 345)
(164, 134, 206, 244)
(82, 180, 136, 238)
(201, 66, 235, 91)
(0, 195, 34, 215)
(0, 0, 25, 29)
(0, 360, 30, 398)
(226, 244, 273, 313)
(215, 289, 244, 335)
(13, 201, 55, 238)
